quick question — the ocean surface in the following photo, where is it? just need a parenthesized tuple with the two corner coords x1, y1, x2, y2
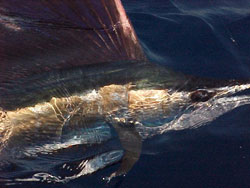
(1, 0, 250, 187)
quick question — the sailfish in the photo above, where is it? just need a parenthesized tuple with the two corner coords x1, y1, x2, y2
(0, 0, 250, 183)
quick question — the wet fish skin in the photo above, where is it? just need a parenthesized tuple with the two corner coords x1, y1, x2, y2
(1, 0, 250, 183)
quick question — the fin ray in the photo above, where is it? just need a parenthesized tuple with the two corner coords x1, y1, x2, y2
(0, 0, 146, 83)
(0, 0, 146, 108)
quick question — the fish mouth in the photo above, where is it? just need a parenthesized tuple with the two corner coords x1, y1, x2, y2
(182, 83, 250, 128)
(212, 83, 250, 99)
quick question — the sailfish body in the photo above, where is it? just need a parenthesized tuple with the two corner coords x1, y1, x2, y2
(0, 0, 250, 183)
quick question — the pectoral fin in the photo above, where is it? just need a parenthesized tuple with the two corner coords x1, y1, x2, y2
(107, 119, 142, 180)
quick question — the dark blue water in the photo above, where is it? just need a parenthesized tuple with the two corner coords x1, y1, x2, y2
(2, 0, 250, 187)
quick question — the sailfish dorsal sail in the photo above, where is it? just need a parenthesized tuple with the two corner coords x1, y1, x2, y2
(0, 0, 146, 109)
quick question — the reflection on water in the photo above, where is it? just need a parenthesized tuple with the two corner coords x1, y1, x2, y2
(5, 150, 124, 185)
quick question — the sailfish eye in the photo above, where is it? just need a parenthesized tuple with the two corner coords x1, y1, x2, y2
(190, 89, 215, 102)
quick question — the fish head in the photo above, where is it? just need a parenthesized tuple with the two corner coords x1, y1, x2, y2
(172, 82, 250, 131)
(136, 80, 250, 138)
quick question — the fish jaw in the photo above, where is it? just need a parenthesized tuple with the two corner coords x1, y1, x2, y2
(212, 83, 250, 99)
(136, 82, 250, 138)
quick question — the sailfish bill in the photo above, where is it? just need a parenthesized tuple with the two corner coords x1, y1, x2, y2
(0, 0, 250, 183)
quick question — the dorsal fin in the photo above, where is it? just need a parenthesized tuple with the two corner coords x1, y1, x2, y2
(0, 0, 146, 85)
